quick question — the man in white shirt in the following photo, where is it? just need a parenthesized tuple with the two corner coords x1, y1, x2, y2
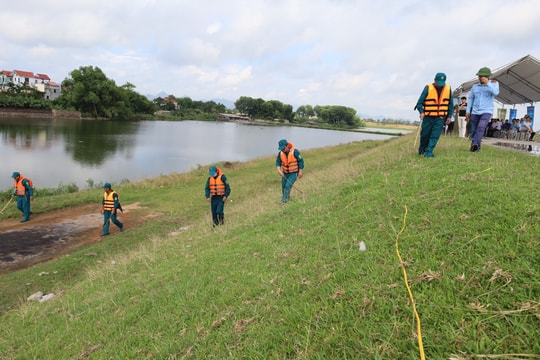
(521, 115, 536, 141)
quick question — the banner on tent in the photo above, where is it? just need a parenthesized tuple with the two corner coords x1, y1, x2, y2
(497, 108, 507, 120)
(509, 109, 517, 121)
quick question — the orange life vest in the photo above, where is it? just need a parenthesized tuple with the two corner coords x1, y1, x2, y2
(14, 175, 33, 196)
(209, 169, 226, 196)
(424, 84, 451, 117)
(280, 146, 299, 173)
(103, 191, 119, 211)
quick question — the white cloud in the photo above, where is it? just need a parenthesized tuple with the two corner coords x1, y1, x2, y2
(1, 0, 540, 121)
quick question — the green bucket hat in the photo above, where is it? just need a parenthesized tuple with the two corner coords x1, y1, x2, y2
(476, 67, 492, 77)
(209, 165, 218, 177)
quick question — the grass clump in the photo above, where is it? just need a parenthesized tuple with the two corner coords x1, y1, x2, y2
(0, 135, 539, 359)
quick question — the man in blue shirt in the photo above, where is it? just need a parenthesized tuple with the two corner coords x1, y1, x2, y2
(466, 67, 500, 152)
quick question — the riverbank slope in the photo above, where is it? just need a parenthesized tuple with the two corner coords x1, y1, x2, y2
(0, 134, 539, 359)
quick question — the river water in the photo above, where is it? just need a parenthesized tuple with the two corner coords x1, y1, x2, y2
(0, 118, 393, 191)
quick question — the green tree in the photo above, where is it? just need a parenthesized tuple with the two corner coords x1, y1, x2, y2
(56, 66, 154, 119)
(0, 84, 52, 110)
(295, 105, 315, 118)
(234, 96, 294, 121)
(282, 103, 294, 122)
(315, 105, 361, 127)
(176, 97, 193, 111)
(234, 96, 252, 116)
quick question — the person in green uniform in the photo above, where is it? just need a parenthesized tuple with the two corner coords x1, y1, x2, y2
(205, 165, 231, 226)
(275, 139, 304, 204)
(11, 171, 34, 222)
(100, 182, 123, 236)
(415, 73, 454, 157)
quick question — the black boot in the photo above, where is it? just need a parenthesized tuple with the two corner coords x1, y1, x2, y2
(218, 214, 224, 225)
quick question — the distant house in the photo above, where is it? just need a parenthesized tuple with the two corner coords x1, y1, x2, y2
(218, 113, 251, 122)
(163, 97, 179, 110)
(1, 69, 61, 99)
(44, 81, 61, 100)
(35, 81, 61, 100)
(36, 73, 51, 84)
(0, 70, 13, 90)
(12, 70, 37, 87)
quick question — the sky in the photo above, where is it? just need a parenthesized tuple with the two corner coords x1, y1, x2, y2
(2, 0, 540, 126)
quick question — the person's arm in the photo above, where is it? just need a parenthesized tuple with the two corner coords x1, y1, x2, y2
(488, 79, 500, 96)
(23, 179, 34, 198)
(205, 178, 211, 200)
(295, 150, 304, 178)
(222, 175, 231, 200)
(415, 86, 428, 119)
(276, 153, 283, 176)
(113, 193, 120, 209)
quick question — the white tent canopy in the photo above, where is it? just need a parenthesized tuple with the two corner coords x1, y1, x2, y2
(453, 54, 540, 105)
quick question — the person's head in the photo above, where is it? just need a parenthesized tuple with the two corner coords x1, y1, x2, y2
(278, 139, 288, 152)
(476, 67, 492, 84)
(434, 72, 446, 87)
(460, 96, 467, 103)
(103, 182, 112, 193)
(11, 172, 20, 181)
(209, 165, 218, 177)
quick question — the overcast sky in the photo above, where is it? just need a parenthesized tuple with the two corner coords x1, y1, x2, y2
(2, 0, 540, 123)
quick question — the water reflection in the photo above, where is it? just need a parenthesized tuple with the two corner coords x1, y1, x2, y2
(0, 118, 392, 190)
(63, 120, 139, 165)
(0, 118, 140, 166)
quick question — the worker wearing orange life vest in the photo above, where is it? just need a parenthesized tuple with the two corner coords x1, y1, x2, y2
(100, 182, 124, 236)
(275, 139, 304, 205)
(11, 171, 34, 222)
(205, 165, 231, 226)
(415, 72, 454, 158)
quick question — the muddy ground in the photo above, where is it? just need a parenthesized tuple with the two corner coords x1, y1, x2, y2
(0, 203, 150, 274)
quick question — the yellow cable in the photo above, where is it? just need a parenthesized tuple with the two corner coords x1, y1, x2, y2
(395, 205, 426, 360)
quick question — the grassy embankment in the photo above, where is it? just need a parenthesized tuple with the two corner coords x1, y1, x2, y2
(0, 134, 539, 359)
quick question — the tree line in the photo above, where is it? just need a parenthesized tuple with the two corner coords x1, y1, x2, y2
(0, 84, 52, 110)
(235, 96, 364, 128)
(0, 65, 372, 127)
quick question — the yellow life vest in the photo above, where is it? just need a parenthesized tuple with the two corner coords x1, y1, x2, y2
(280, 146, 299, 173)
(424, 84, 451, 117)
(103, 191, 119, 211)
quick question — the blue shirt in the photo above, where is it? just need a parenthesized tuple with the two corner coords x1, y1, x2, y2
(466, 81, 499, 115)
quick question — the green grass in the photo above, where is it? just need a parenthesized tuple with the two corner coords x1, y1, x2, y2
(0, 135, 539, 359)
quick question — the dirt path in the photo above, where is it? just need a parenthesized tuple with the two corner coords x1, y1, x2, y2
(0, 203, 151, 273)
